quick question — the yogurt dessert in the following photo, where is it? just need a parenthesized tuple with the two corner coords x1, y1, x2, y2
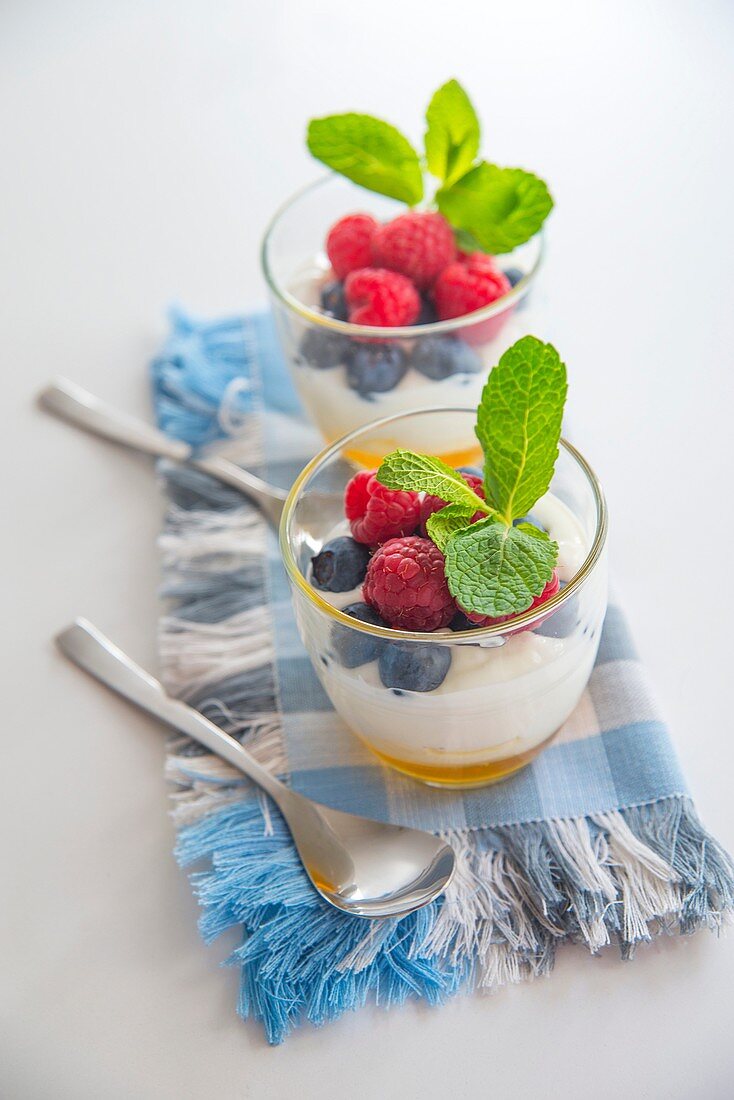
(263, 79, 552, 464)
(281, 337, 608, 788)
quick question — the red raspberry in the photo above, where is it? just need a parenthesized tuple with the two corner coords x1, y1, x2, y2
(420, 472, 486, 535)
(363, 536, 455, 631)
(433, 252, 511, 321)
(345, 471, 420, 545)
(371, 212, 457, 290)
(344, 268, 420, 328)
(326, 214, 379, 280)
(462, 569, 561, 631)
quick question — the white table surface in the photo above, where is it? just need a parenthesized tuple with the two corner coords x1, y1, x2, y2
(2, 2, 734, 1097)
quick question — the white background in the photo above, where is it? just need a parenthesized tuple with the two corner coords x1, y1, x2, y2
(2, 2, 734, 1097)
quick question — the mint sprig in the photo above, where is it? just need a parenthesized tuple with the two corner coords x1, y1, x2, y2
(477, 336, 567, 522)
(437, 162, 553, 254)
(377, 451, 490, 515)
(425, 505, 475, 553)
(425, 79, 480, 188)
(444, 518, 558, 618)
(374, 335, 567, 621)
(306, 80, 552, 253)
(307, 114, 423, 206)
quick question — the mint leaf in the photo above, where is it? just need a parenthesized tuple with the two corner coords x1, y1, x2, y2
(476, 336, 566, 522)
(424, 79, 480, 187)
(437, 161, 553, 253)
(377, 450, 489, 514)
(445, 517, 558, 617)
(307, 114, 423, 205)
(425, 505, 474, 553)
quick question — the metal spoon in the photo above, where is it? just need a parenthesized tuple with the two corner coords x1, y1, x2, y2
(56, 619, 455, 919)
(39, 379, 287, 527)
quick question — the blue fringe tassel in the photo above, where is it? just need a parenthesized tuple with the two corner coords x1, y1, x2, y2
(151, 308, 257, 447)
(175, 795, 734, 1044)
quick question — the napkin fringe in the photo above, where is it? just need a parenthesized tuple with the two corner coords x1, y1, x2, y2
(174, 792, 734, 1044)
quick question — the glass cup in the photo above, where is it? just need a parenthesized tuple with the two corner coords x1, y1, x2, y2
(262, 176, 546, 467)
(279, 408, 608, 789)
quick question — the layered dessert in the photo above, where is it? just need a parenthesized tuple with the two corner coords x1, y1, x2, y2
(264, 79, 552, 463)
(283, 335, 608, 788)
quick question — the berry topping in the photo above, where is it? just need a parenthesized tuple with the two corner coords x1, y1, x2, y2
(326, 214, 379, 280)
(503, 267, 523, 288)
(411, 335, 482, 381)
(378, 642, 452, 692)
(311, 537, 371, 593)
(320, 280, 348, 320)
(420, 471, 486, 534)
(459, 569, 561, 630)
(433, 252, 511, 321)
(332, 602, 388, 668)
(363, 536, 455, 631)
(345, 267, 420, 328)
(347, 344, 408, 397)
(449, 609, 483, 632)
(298, 328, 352, 370)
(416, 296, 439, 325)
(371, 211, 457, 290)
(345, 471, 420, 545)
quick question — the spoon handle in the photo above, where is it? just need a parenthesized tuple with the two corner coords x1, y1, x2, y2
(39, 379, 288, 527)
(56, 618, 285, 801)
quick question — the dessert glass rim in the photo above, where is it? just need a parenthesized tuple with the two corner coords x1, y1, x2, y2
(260, 174, 546, 340)
(279, 406, 608, 643)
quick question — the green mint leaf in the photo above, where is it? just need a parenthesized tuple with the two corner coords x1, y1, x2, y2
(476, 336, 567, 522)
(377, 450, 489, 514)
(307, 114, 423, 205)
(445, 517, 558, 617)
(437, 161, 553, 253)
(424, 79, 480, 187)
(425, 505, 474, 553)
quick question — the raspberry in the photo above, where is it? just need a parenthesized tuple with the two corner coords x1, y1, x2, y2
(326, 214, 379, 280)
(345, 268, 420, 328)
(363, 537, 455, 631)
(345, 471, 420, 545)
(433, 252, 511, 321)
(461, 569, 561, 631)
(371, 212, 457, 290)
(420, 472, 485, 534)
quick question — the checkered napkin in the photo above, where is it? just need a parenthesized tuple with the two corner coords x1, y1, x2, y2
(152, 308, 734, 1044)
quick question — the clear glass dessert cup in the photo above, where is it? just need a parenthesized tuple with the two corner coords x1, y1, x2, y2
(280, 408, 608, 789)
(262, 176, 546, 467)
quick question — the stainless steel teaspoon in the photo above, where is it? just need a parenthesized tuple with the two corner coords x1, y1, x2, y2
(56, 619, 455, 919)
(39, 378, 287, 527)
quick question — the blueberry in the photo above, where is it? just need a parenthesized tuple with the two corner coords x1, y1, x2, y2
(311, 537, 371, 593)
(449, 610, 483, 632)
(416, 296, 438, 325)
(347, 344, 408, 397)
(503, 267, 523, 288)
(533, 598, 578, 638)
(332, 602, 387, 668)
(410, 336, 482, 381)
(457, 465, 483, 479)
(298, 328, 352, 370)
(320, 280, 348, 321)
(378, 642, 451, 692)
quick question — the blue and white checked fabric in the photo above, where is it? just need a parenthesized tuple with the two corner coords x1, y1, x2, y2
(152, 308, 734, 1044)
